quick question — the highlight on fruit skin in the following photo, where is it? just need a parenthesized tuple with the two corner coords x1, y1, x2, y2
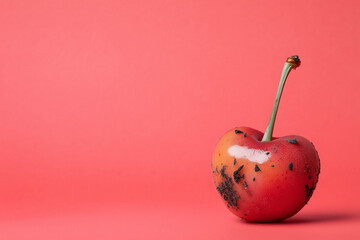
(211, 55, 320, 222)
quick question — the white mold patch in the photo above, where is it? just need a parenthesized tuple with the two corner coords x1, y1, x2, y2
(228, 145, 271, 164)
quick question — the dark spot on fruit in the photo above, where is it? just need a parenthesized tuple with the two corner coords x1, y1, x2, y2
(286, 138, 298, 144)
(233, 165, 244, 183)
(233, 158, 236, 165)
(244, 181, 248, 190)
(304, 150, 320, 205)
(244, 133, 247, 137)
(289, 162, 294, 171)
(309, 176, 311, 179)
(310, 151, 320, 202)
(255, 165, 261, 172)
(220, 166, 226, 177)
(217, 168, 240, 208)
(253, 177, 255, 181)
(241, 173, 245, 179)
(266, 152, 270, 155)
(271, 165, 275, 167)
(235, 130, 243, 134)
(305, 183, 316, 204)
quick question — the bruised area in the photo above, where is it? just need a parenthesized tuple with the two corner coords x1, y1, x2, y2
(216, 166, 240, 208)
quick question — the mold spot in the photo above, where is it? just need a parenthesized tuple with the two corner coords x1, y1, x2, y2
(217, 167, 240, 208)
(305, 183, 316, 204)
(235, 130, 243, 134)
(289, 162, 294, 171)
(233, 165, 244, 183)
(286, 138, 298, 144)
(255, 164, 261, 172)
(220, 166, 226, 177)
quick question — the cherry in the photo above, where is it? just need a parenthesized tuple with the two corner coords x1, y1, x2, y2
(212, 56, 320, 222)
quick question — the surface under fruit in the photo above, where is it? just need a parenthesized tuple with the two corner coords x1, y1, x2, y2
(212, 127, 320, 222)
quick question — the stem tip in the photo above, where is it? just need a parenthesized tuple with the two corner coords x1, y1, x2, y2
(286, 55, 301, 69)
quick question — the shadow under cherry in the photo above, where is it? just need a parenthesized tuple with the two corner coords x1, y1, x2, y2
(282, 212, 360, 224)
(237, 211, 360, 225)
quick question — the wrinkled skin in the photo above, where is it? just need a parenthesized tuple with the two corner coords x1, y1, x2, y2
(212, 127, 320, 222)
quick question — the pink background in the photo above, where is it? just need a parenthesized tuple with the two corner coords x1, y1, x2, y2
(1, 0, 360, 239)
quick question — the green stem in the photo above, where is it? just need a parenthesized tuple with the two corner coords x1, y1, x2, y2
(261, 56, 301, 142)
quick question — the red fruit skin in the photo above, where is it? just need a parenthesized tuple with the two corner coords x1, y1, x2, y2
(212, 127, 320, 222)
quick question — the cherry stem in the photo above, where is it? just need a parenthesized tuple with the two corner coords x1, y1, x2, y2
(261, 56, 301, 142)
